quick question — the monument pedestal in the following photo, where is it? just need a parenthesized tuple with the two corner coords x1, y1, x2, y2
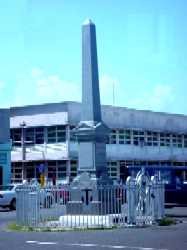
(66, 172, 112, 215)
(73, 120, 109, 179)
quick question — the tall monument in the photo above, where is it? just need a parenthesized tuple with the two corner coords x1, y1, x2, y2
(74, 19, 109, 180)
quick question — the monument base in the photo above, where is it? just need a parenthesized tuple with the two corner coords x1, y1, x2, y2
(67, 172, 113, 215)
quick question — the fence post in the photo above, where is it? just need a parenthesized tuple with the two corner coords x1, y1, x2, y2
(126, 176, 136, 224)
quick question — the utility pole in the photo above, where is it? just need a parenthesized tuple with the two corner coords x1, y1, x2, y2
(20, 121, 26, 181)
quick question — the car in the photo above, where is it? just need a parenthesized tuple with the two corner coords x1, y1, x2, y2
(0, 184, 20, 210)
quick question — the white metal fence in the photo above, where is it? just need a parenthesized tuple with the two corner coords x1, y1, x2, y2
(16, 172, 165, 229)
(16, 184, 127, 228)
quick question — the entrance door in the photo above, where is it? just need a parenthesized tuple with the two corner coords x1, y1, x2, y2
(0, 166, 3, 185)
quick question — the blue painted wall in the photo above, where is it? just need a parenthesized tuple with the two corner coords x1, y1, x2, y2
(0, 109, 11, 185)
(0, 143, 11, 185)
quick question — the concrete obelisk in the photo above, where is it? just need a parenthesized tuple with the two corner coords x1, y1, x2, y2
(74, 19, 109, 180)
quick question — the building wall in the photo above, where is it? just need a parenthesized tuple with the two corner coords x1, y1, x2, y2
(0, 109, 11, 185)
(9, 102, 187, 183)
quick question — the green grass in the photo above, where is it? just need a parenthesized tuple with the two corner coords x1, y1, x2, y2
(7, 223, 115, 232)
(7, 223, 34, 232)
(158, 217, 177, 226)
(7, 223, 23, 231)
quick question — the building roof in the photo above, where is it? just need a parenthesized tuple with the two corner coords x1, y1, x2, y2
(9, 101, 187, 133)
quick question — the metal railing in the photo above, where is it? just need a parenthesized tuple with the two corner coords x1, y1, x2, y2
(16, 184, 127, 228)
(16, 172, 165, 229)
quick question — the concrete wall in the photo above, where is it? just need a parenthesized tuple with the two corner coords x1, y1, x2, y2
(106, 144, 187, 161)
(11, 143, 68, 162)
(66, 102, 187, 133)
(10, 102, 187, 133)
(10, 102, 69, 128)
(70, 142, 187, 162)
(102, 106, 187, 133)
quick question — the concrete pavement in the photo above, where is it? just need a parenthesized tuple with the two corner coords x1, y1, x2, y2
(0, 207, 187, 250)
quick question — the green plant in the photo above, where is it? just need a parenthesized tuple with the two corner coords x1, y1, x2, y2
(7, 223, 23, 231)
(7, 222, 115, 232)
(7, 223, 35, 232)
(158, 217, 176, 226)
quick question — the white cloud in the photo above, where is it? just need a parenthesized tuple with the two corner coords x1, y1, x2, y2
(12, 68, 81, 107)
(35, 73, 80, 101)
(0, 81, 5, 89)
(9, 68, 175, 113)
(30, 68, 44, 78)
(99, 74, 175, 112)
(128, 84, 174, 111)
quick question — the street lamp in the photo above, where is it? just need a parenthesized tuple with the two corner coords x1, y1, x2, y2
(20, 121, 26, 181)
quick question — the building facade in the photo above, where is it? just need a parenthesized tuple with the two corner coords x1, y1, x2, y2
(10, 101, 187, 184)
(0, 109, 11, 185)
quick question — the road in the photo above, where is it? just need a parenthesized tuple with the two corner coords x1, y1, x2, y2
(0, 207, 187, 250)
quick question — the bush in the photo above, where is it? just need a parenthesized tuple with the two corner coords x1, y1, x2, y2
(158, 217, 176, 226)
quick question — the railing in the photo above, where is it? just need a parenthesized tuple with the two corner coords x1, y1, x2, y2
(16, 184, 127, 228)
(16, 172, 165, 229)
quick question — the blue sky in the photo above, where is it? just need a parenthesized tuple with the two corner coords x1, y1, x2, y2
(0, 0, 187, 115)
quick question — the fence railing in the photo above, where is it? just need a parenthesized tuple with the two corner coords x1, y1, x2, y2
(16, 184, 127, 228)
(16, 172, 165, 229)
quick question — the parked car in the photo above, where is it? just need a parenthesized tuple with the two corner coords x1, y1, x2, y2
(0, 184, 21, 210)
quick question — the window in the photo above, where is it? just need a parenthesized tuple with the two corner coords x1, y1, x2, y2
(158, 133, 170, 147)
(165, 133, 171, 147)
(47, 127, 56, 143)
(57, 125, 66, 142)
(11, 127, 45, 146)
(70, 160, 77, 177)
(109, 130, 117, 144)
(151, 132, 159, 146)
(184, 135, 187, 148)
(25, 128, 34, 145)
(47, 126, 66, 143)
(118, 130, 124, 144)
(172, 134, 182, 148)
(26, 162, 35, 180)
(107, 161, 118, 179)
(11, 128, 21, 146)
(47, 161, 57, 179)
(160, 133, 166, 147)
(11, 162, 22, 182)
(57, 161, 67, 179)
(35, 127, 44, 144)
(132, 130, 145, 146)
(125, 130, 131, 144)
(118, 129, 131, 144)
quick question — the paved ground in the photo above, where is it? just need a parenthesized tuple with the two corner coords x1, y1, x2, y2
(0, 207, 187, 250)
